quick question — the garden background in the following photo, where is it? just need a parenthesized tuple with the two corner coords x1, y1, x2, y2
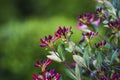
(0, 0, 96, 80)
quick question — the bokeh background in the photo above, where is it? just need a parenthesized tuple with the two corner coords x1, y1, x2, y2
(0, 0, 96, 80)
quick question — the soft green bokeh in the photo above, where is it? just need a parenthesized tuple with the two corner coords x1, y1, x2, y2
(0, 0, 96, 80)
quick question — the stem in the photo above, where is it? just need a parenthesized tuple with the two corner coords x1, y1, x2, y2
(51, 47, 76, 76)
(88, 67, 99, 80)
(51, 48, 61, 59)
(63, 61, 76, 76)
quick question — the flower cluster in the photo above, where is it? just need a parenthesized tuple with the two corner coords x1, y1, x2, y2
(33, 0, 120, 80)
(108, 19, 120, 32)
(32, 59, 61, 80)
(82, 31, 98, 43)
(76, 13, 100, 32)
(95, 40, 106, 48)
(40, 26, 72, 48)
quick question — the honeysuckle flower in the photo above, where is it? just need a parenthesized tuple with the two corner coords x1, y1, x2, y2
(40, 34, 61, 48)
(82, 31, 98, 43)
(95, 0, 117, 19)
(112, 73, 120, 80)
(45, 69, 61, 80)
(76, 13, 101, 31)
(118, 54, 120, 59)
(55, 26, 72, 41)
(32, 73, 44, 80)
(47, 51, 62, 62)
(92, 18, 101, 28)
(35, 59, 52, 72)
(101, 77, 109, 80)
(76, 22, 91, 32)
(71, 62, 76, 67)
(79, 37, 85, 44)
(79, 13, 95, 24)
(95, 40, 107, 48)
(108, 19, 120, 32)
(32, 0, 120, 79)
(32, 69, 61, 80)
(40, 35, 54, 47)
(96, 8, 108, 19)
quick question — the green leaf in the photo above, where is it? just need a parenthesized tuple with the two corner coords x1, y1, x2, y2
(105, 43, 111, 49)
(97, 52, 103, 69)
(118, 10, 120, 18)
(75, 64, 82, 80)
(93, 60, 98, 69)
(47, 51, 62, 62)
(83, 51, 89, 67)
(79, 44, 84, 54)
(65, 69, 76, 80)
(73, 55, 87, 68)
(65, 41, 75, 53)
(57, 44, 66, 61)
(111, 50, 119, 63)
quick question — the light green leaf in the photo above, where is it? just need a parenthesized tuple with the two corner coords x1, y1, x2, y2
(65, 69, 76, 80)
(93, 60, 98, 70)
(97, 52, 103, 69)
(47, 51, 62, 62)
(57, 44, 66, 61)
(75, 64, 82, 80)
(73, 55, 87, 68)
(105, 43, 111, 49)
(65, 41, 83, 54)
(79, 44, 84, 54)
(83, 52, 89, 67)
(111, 50, 119, 63)
(65, 41, 75, 52)
(118, 10, 120, 18)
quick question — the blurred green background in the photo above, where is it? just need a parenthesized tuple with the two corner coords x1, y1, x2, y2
(0, 0, 96, 80)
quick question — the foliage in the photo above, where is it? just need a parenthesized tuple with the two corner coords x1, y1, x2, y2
(33, 0, 120, 80)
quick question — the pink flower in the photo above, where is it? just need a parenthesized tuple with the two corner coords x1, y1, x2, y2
(71, 62, 76, 67)
(35, 59, 52, 72)
(82, 31, 98, 43)
(112, 73, 120, 80)
(32, 74, 43, 80)
(55, 26, 72, 40)
(92, 18, 101, 28)
(108, 19, 120, 32)
(118, 55, 120, 59)
(76, 13, 100, 32)
(32, 69, 61, 80)
(40, 35, 54, 47)
(45, 69, 61, 80)
(95, 40, 107, 48)
(40, 34, 60, 48)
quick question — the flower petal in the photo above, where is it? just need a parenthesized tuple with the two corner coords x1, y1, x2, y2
(92, 18, 101, 28)
(76, 25, 91, 32)
(40, 43, 48, 47)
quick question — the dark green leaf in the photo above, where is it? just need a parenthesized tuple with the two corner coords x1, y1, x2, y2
(83, 51, 89, 67)
(65, 69, 76, 80)
(57, 44, 66, 61)
(97, 52, 103, 69)
(111, 50, 119, 63)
